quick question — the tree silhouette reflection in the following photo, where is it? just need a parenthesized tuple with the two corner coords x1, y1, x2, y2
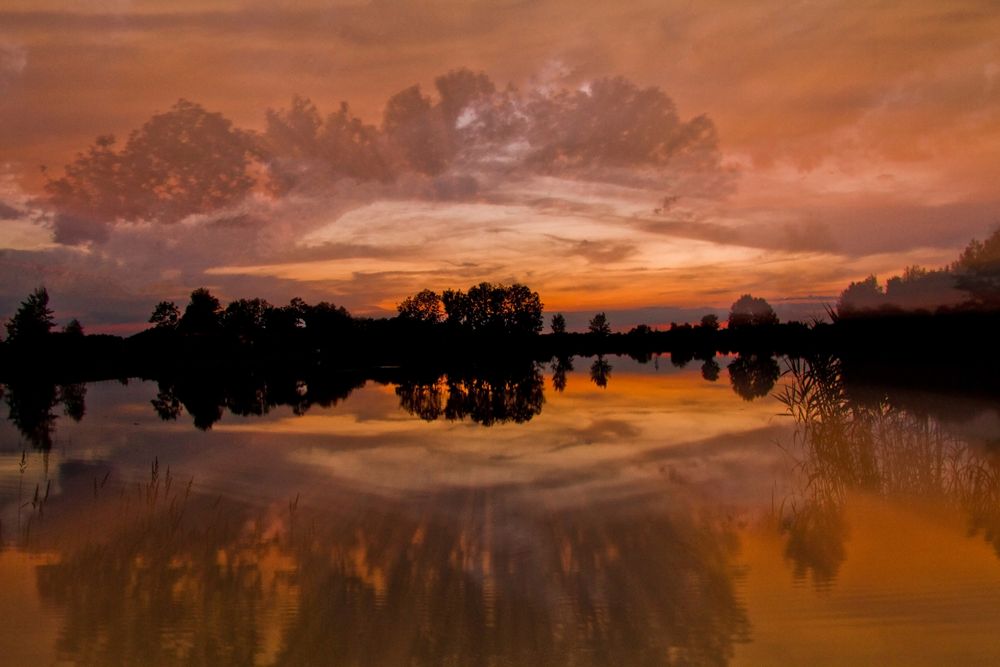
(396, 364, 544, 425)
(727, 353, 780, 401)
(550, 356, 573, 393)
(395, 374, 446, 421)
(149, 371, 367, 430)
(2, 379, 88, 450)
(25, 471, 750, 667)
(589, 356, 612, 388)
(700, 358, 721, 382)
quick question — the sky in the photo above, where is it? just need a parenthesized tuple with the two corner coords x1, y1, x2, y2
(1, 0, 999, 333)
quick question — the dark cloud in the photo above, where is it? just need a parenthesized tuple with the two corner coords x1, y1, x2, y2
(781, 198, 1000, 256)
(0, 201, 23, 219)
(634, 218, 744, 246)
(52, 212, 110, 244)
(0, 247, 153, 329)
(264, 69, 727, 193)
(781, 220, 838, 253)
(556, 239, 639, 264)
(557, 419, 643, 448)
(430, 175, 479, 200)
(0, 5, 509, 46)
(285, 242, 423, 263)
(38, 69, 726, 244)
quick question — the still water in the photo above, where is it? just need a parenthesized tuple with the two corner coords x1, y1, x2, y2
(1, 355, 999, 665)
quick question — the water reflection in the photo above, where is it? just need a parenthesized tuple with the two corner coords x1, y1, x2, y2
(550, 356, 573, 392)
(19, 460, 750, 666)
(589, 356, 612, 388)
(3, 357, 1000, 664)
(2, 353, 769, 444)
(3, 377, 87, 450)
(728, 354, 780, 402)
(395, 363, 545, 425)
(776, 355, 1000, 587)
(700, 358, 721, 383)
(150, 371, 367, 430)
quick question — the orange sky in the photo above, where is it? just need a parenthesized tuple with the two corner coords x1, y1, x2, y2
(1, 0, 999, 331)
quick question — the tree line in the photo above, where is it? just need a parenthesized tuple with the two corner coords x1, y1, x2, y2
(2, 281, 783, 349)
(6, 228, 1000, 379)
(837, 227, 1000, 316)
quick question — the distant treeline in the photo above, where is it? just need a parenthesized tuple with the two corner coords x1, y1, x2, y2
(0, 285, 999, 384)
(837, 227, 1000, 315)
(0, 281, 815, 379)
(1, 225, 1000, 380)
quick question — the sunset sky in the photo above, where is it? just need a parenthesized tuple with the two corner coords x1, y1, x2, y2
(1, 0, 999, 332)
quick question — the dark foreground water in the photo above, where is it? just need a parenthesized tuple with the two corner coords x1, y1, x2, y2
(2, 355, 999, 666)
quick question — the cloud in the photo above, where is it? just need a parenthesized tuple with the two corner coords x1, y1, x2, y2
(3, 2, 999, 330)
(0, 200, 23, 219)
(33, 69, 729, 249)
(0, 41, 27, 91)
(556, 239, 639, 264)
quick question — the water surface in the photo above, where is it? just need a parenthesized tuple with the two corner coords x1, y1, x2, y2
(1, 354, 998, 665)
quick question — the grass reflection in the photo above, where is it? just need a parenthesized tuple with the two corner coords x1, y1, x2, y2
(16, 459, 750, 666)
(777, 356, 1000, 587)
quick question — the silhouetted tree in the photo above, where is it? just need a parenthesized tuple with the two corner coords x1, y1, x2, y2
(727, 294, 778, 330)
(700, 314, 719, 331)
(5, 287, 55, 344)
(588, 312, 611, 336)
(302, 301, 352, 340)
(884, 265, 962, 310)
(263, 298, 307, 335)
(149, 301, 181, 330)
(502, 283, 545, 335)
(953, 227, 1000, 305)
(550, 313, 567, 335)
(179, 288, 222, 334)
(629, 323, 653, 336)
(397, 289, 444, 324)
(63, 318, 84, 337)
(441, 282, 543, 335)
(222, 298, 271, 339)
(837, 275, 884, 316)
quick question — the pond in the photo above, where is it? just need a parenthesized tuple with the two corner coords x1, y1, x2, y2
(1, 354, 999, 665)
